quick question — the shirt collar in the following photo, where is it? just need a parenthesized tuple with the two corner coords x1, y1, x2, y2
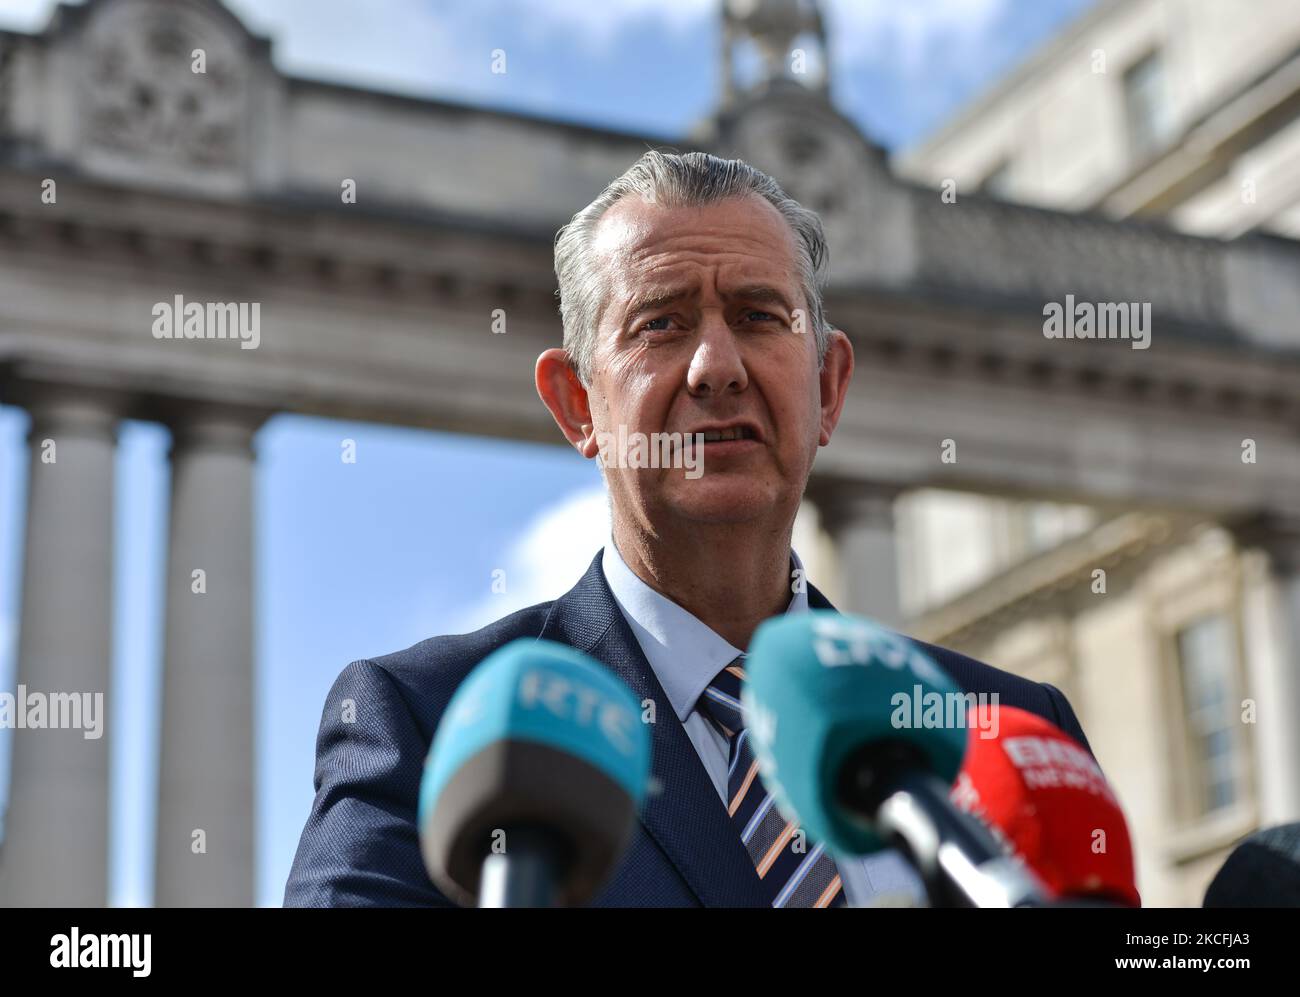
(601, 536, 810, 723)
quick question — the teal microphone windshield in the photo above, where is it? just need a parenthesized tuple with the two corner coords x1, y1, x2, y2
(743, 611, 968, 855)
(418, 637, 651, 906)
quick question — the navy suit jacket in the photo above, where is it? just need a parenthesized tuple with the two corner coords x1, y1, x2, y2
(283, 550, 1092, 907)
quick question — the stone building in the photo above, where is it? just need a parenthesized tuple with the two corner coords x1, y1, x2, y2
(0, 0, 1296, 905)
(895, 0, 1300, 905)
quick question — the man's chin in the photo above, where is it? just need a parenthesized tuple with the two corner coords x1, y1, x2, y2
(661, 480, 787, 525)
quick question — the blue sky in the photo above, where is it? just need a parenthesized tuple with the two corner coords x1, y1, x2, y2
(0, 0, 1095, 905)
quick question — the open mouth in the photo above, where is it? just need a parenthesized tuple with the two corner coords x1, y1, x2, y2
(698, 426, 756, 442)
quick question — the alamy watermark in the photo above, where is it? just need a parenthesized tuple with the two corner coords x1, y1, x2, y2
(890, 686, 1001, 740)
(0, 686, 104, 739)
(151, 294, 261, 349)
(50, 928, 150, 977)
(594, 426, 706, 479)
(1043, 294, 1151, 350)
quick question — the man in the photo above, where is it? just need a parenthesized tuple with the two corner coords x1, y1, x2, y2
(283, 151, 1092, 907)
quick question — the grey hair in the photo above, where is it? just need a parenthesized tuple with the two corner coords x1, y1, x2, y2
(553, 150, 831, 385)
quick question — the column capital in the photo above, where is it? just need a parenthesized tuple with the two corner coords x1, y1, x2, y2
(7, 382, 124, 444)
(1227, 511, 1300, 575)
(162, 403, 272, 457)
(807, 478, 905, 534)
(804, 477, 905, 625)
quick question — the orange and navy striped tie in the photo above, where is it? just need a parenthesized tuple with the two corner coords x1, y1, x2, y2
(697, 654, 845, 907)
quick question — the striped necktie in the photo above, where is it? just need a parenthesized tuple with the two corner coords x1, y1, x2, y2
(697, 654, 845, 907)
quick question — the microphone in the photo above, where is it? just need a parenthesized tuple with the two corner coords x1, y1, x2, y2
(1203, 823, 1300, 907)
(418, 637, 651, 907)
(743, 610, 1051, 907)
(950, 705, 1140, 907)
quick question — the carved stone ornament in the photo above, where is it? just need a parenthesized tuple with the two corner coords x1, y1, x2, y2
(722, 93, 880, 269)
(79, 0, 246, 169)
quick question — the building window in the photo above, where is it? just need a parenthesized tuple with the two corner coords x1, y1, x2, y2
(1174, 614, 1243, 817)
(1123, 50, 1173, 161)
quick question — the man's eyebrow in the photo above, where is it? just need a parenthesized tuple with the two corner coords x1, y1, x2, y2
(623, 288, 693, 322)
(722, 285, 794, 309)
(620, 284, 794, 324)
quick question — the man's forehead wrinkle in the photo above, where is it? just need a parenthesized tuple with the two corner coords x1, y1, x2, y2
(618, 237, 801, 297)
(625, 220, 792, 259)
(592, 216, 641, 274)
(612, 255, 801, 319)
(588, 205, 649, 334)
(600, 193, 797, 260)
(590, 197, 657, 273)
(590, 193, 805, 334)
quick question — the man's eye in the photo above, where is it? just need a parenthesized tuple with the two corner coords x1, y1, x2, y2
(744, 310, 778, 323)
(641, 316, 674, 332)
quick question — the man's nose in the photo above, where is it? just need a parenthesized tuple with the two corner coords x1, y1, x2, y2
(686, 313, 748, 396)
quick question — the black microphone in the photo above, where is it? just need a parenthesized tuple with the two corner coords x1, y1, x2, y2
(1204, 823, 1300, 907)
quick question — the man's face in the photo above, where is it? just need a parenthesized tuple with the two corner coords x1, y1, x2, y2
(582, 192, 830, 529)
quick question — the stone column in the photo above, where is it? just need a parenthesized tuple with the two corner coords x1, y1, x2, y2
(0, 389, 118, 906)
(1234, 514, 1300, 824)
(154, 407, 262, 906)
(811, 480, 905, 628)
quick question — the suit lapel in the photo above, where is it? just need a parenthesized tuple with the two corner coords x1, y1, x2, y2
(539, 551, 773, 907)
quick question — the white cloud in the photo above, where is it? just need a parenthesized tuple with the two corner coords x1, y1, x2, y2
(512, 0, 713, 50)
(3, 0, 1012, 92)
(449, 484, 611, 635)
(830, 0, 1010, 70)
(217, 0, 715, 101)
(0, 0, 68, 32)
(224, 0, 465, 96)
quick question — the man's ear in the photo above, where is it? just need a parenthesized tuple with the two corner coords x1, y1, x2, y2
(818, 329, 854, 447)
(536, 348, 600, 458)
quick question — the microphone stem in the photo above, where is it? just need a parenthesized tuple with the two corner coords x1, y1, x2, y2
(478, 827, 565, 908)
(838, 742, 1050, 907)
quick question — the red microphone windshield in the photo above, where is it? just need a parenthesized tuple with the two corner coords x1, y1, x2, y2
(951, 705, 1140, 907)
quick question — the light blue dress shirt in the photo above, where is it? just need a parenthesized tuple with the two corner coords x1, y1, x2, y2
(600, 537, 927, 907)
